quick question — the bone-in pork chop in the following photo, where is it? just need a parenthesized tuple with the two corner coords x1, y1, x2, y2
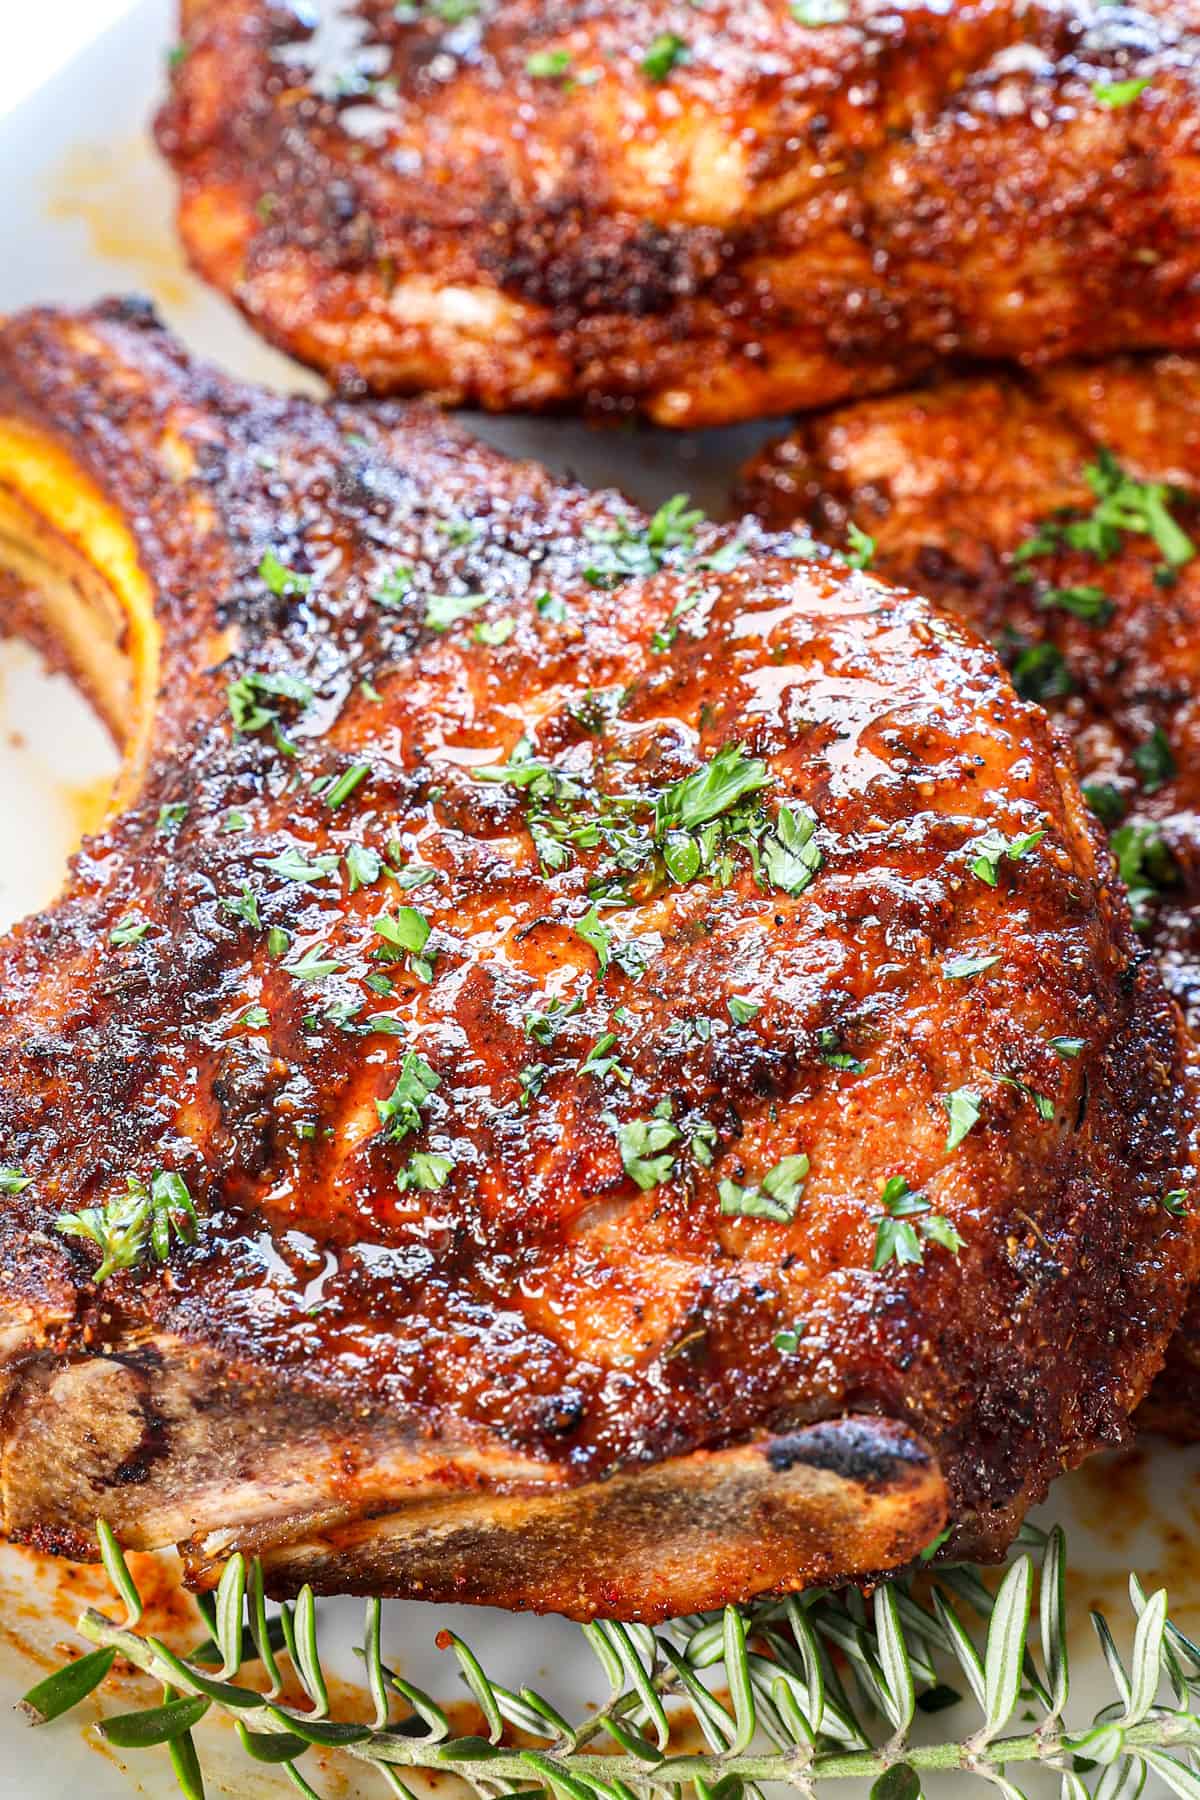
(0, 301, 1195, 1617)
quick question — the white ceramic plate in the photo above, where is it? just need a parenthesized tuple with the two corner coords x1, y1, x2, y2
(2, 9, 1200, 1795)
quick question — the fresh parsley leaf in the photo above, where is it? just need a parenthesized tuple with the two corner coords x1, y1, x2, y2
(943, 1087, 981, 1152)
(424, 592, 488, 631)
(1049, 1036, 1085, 1058)
(844, 522, 875, 570)
(220, 884, 261, 928)
(261, 847, 339, 884)
(397, 1151, 455, 1192)
(817, 1025, 866, 1073)
(526, 48, 571, 77)
(54, 1169, 198, 1283)
(943, 952, 1001, 980)
(156, 802, 188, 834)
(656, 743, 771, 833)
(1092, 76, 1150, 108)
(1036, 584, 1114, 624)
(1132, 725, 1176, 795)
(110, 915, 150, 947)
(473, 616, 516, 646)
(375, 907, 435, 981)
(608, 1105, 681, 1190)
(872, 1176, 963, 1269)
(236, 1004, 270, 1029)
(574, 905, 612, 973)
(324, 763, 372, 810)
(373, 565, 412, 608)
(0, 1165, 32, 1195)
(763, 801, 822, 895)
(968, 826, 1045, 886)
(641, 30, 689, 79)
(997, 1074, 1055, 1121)
(259, 551, 311, 596)
(791, 0, 848, 19)
(1082, 781, 1127, 827)
(773, 1324, 808, 1353)
(1011, 641, 1074, 703)
(376, 1051, 440, 1141)
(1163, 1189, 1191, 1217)
(286, 946, 343, 982)
(267, 926, 290, 959)
(727, 995, 760, 1025)
(227, 669, 314, 739)
(719, 1154, 809, 1224)
(345, 844, 383, 892)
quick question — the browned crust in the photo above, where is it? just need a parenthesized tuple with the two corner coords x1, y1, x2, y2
(738, 352, 1200, 1442)
(157, 0, 1200, 425)
(0, 301, 1195, 1615)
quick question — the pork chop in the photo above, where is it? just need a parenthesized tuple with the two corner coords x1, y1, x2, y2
(0, 300, 1195, 1617)
(156, 0, 1200, 426)
(740, 353, 1200, 1440)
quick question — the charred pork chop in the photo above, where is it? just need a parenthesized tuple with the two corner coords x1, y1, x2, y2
(740, 355, 1200, 1438)
(0, 301, 1195, 1617)
(156, 0, 1200, 427)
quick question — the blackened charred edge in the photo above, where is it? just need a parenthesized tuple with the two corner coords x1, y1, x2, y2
(765, 1417, 934, 1489)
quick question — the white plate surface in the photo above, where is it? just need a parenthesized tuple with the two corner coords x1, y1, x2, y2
(2, 10, 1200, 1795)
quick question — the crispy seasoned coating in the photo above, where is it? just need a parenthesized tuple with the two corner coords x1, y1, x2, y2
(0, 302, 1195, 1616)
(156, 0, 1200, 426)
(740, 353, 1200, 1438)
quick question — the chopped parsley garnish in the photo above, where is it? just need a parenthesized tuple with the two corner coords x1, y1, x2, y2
(1049, 1036, 1085, 1059)
(1013, 449, 1195, 576)
(473, 616, 516, 647)
(526, 49, 571, 78)
(324, 762, 372, 810)
(1110, 818, 1177, 925)
(943, 952, 1001, 980)
(727, 995, 760, 1025)
(818, 1025, 865, 1073)
(373, 565, 412, 608)
(110, 915, 150, 947)
(943, 1087, 981, 1152)
(54, 1170, 197, 1283)
(996, 1074, 1055, 1122)
(267, 926, 290, 959)
(791, 0, 848, 19)
(872, 1176, 963, 1270)
(261, 847, 339, 884)
(227, 669, 313, 746)
(1082, 781, 1127, 827)
(608, 1102, 680, 1190)
(844, 522, 876, 570)
(526, 993, 583, 1044)
(375, 906, 435, 982)
(762, 803, 822, 895)
(641, 31, 689, 82)
(518, 1063, 548, 1108)
(376, 1051, 440, 1141)
(236, 1004, 270, 1029)
(286, 946, 343, 982)
(578, 1032, 631, 1086)
(774, 1323, 807, 1353)
(968, 825, 1045, 887)
(1010, 641, 1073, 704)
(1036, 584, 1114, 624)
(397, 1151, 455, 1192)
(583, 494, 704, 586)
(156, 803, 188, 834)
(1163, 1189, 1190, 1217)
(345, 844, 383, 892)
(220, 884, 261, 928)
(1132, 726, 1176, 795)
(424, 592, 488, 631)
(258, 551, 312, 597)
(574, 905, 612, 973)
(719, 1154, 810, 1224)
(1093, 76, 1150, 108)
(0, 1166, 32, 1195)
(657, 743, 771, 832)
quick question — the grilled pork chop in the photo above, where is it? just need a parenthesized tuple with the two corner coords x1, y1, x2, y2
(156, 0, 1200, 427)
(740, 355, 1200, 1439)
(0, 301, 1195, 1618)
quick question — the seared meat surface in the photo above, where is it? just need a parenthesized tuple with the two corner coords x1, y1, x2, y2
(740, 354, 1200, 1438)
(157, 0, 1200, 425)
(0, 302, 1196, 1617)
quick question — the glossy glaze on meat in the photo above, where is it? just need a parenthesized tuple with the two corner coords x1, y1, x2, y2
(156, 0, 1200, 426)
(740, 354, 1200, 1439)
(0, 302, 1196, 1617)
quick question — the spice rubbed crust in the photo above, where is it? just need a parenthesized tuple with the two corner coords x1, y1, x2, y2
(739, 353, 1200, 1443)
(0, 301, 1196, 1618)
(156, 0, 1200, 426)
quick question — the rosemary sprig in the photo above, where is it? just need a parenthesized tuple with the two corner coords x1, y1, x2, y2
(20, 1521, 1200, 1797)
